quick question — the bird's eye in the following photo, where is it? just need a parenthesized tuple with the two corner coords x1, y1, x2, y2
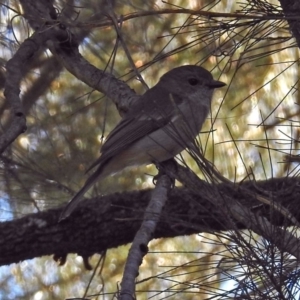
(188, 78, 199, 86)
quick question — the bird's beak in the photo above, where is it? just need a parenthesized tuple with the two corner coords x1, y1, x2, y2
(208, 80, 226, 88)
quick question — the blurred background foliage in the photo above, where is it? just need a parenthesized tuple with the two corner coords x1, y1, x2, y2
(0, 0, 299, 299)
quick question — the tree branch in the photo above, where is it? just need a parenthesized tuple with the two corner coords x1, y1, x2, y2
(50, 34, 139, 116)
(120, 174, 172, 299)
(0, 176, 299, 267)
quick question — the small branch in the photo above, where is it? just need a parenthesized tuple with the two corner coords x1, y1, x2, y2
(50, 37, 140, 116)
(108, 12, 149, 90)
(22, 56, 63, 115)
(1, 31, 51, 154)
(119, 174, 172, 300)
(77, 8, 293, 29)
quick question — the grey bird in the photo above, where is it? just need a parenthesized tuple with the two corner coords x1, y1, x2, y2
(59, 65, 226, 220)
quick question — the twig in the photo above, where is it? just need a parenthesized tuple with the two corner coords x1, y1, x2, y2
(119, 174, 172, 300)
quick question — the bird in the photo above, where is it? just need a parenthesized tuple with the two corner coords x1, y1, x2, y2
(59, 65, 226, 220)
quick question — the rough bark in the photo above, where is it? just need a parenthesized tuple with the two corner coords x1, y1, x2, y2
(0, 176, 299, 267)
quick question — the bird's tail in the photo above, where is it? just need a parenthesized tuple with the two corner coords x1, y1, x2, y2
(59, 170, 103, 221)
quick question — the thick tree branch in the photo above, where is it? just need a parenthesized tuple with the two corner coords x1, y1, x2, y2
(0, 176, 299, 267)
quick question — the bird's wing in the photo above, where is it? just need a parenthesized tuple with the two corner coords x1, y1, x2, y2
(60, 96, 175, 220)
(86, 90, 177, 172)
